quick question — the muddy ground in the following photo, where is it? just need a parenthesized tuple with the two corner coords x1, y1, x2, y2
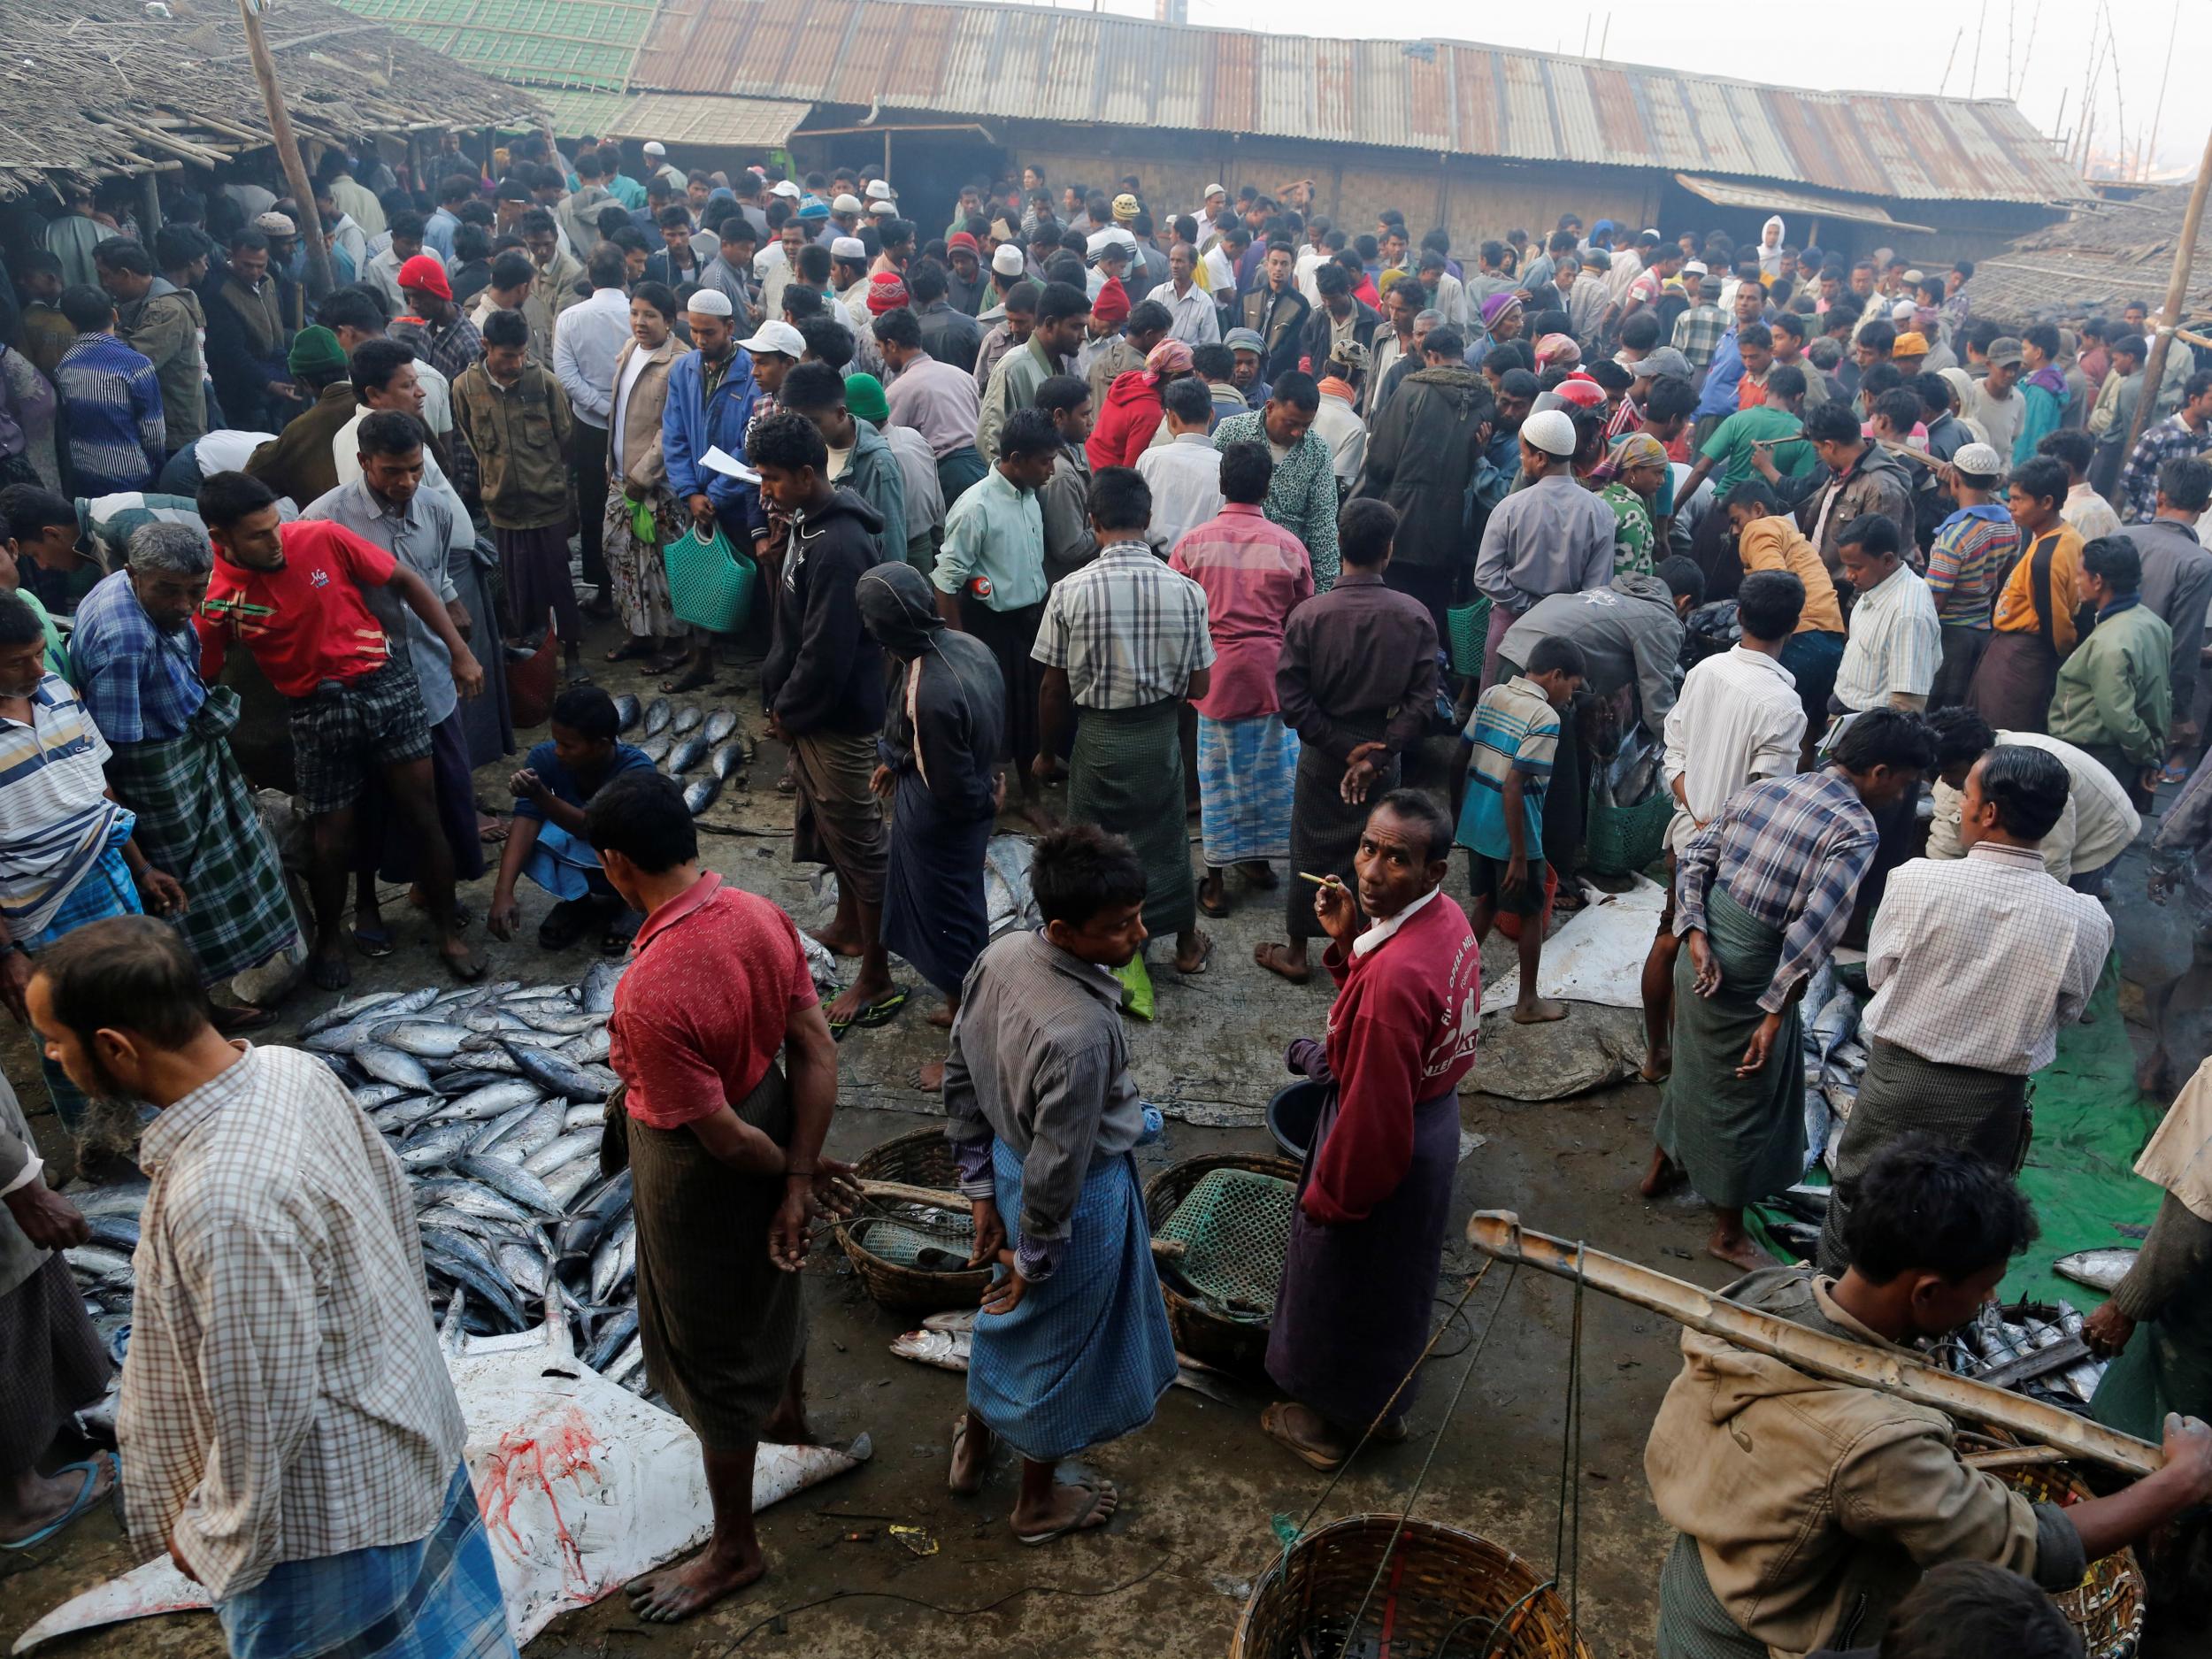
(0, 641, 2184, 1659)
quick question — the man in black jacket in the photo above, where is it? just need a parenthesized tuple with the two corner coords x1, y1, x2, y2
(751, 410, 896, 1028)
(910, 257, 983, 376)
(1297, 264, 1379, 382)
(1240, 240, 1310, 385)
(1355, 326, 1495, 643)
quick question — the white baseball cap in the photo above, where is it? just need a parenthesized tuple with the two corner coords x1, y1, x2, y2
(686, 288, 733, 318)
(739, 319, 805, 357)
(642, 142, 667, 157)
(1520, 408, 1578, 457)
(831, 193, 863, 214)
(830, 235, 866, 261)
(769, 180, 803, 201)
(991, 243, 1025, 277)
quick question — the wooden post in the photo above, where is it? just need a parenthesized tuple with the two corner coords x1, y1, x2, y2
(140, 172, 163, 238)
(235, 0, 334, 300)
(2116, 122, 2212, 480)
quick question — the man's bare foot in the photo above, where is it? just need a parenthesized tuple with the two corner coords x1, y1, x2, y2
(0, 1456, 115, 1546)
(1639, 1046, 1672, 1085)
(949, 1414, 988, 1495)
(1238, 861, 1279, 889)
(437, 937, 487, 982)
(1197, 872, 1229, 918)
(307, 943, 351, 990)
(807, 923, 864, 959)
(918, 1059, 946, 1091)
(1640, 1147, 1686, 1199)
(825, 972, 895, 1026)
(760, 1403, 813, 1446)
(926, 1001, 956, 1029)
(1253, 941, 1310, 984)
(1010, 1477, 1118, 1542)
(626, 1540, 766, 1622)
(1511, 996, 1569, 1024)
(1707, 1227, 1769, 1273)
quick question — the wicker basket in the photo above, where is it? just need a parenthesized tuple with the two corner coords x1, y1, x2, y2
(1233, 1514, 1589, 1659)
(833, 1126, 991, 1315)
(1995, 1463, 2147, 1657)
(1144, 1152, 1302, 1378)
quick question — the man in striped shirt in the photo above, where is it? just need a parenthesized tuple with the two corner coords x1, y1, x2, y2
(1923, 442, 2016, 708)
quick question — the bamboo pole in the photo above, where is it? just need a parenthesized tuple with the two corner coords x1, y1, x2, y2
(2114, 121, 2212, 480)
(1465, 1211, 2163, 1479)
(235, 0, 334, 301)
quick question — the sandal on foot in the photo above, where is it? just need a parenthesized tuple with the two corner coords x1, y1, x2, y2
(1, 1454, 116, 1550)
(1260, 1402, 1345, 1472)
(352, 925, 396, 958)
(828, 986, 911, 1041)
(1013, 1479, 1114, 1546)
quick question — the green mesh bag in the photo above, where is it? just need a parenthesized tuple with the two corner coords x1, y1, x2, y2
(1156, 1168, 1299, 1322)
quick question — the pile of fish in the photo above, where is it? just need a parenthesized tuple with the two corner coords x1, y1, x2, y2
(612, 693, 746, 817)
(1799, 960, 1870, 1174)
(1929, 1300, 2109, 1410)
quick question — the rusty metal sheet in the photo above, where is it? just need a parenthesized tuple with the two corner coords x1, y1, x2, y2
(1496, 53, 1553, 162)
(1583, 65, 1647, 162)
(1448, 48, 1500, 158)
(1633, 72, 1699, 173)
(1256, 34, 1315, 145)
(1205, 28, 1257, 134)
(1678, 78, 1757, 177)
(1091, 18, 1156, 129)
(1712, 81, 1794, 181)
(1541, 59, 1604, 166)
(1311, 39, 1357, 145)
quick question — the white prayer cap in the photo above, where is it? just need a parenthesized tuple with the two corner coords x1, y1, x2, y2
(1891, 299, 1917, 322)
(830, 235, 867, 261)
(1953, 442, 2003, 477)
(1202, 182, 1225, 197)
(867, 199, 896, 216)
(992, 243, 1025, 277)
(643, 142, 667, 157)
(739, 319, 805, 357)
(686, 288, 733, 318)
(831, 193, 864, 214)
(864, 180, 895, 202)
(1520, 408, 1578, 457)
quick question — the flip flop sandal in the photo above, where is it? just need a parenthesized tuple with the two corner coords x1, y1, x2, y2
(1173, 933, 1216, 975)
(2161, 759, 2191, 785)
(536, 898, 594, 951)
(1, 1453, 115, 1550)
(210, 1002, 280, 1035)
(1013, 1479, 1113, 1546)
(1259, 1402, 1345, 1472)
(1197, 889, 1231, 918)
(828, 986, 911, 1040)
(352, 926, 396, 958)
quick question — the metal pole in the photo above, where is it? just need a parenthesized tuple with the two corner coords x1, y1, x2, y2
(235, 0, 334, 300)
(2116, 120, 2212, 472)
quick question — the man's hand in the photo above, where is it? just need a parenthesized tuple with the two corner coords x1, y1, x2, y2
(3, 1181, 88, 1251)
(451, 647, 485, 700)
(980, 1249, 1028, 1315)
(137, 867, 188, 917)
(810, 1156, 863, 1219)
(1736, 1010, 1784, 1077)
(967, 1197, 1007, 1267)
(2083, 1301, 2137, 1356)
(1029, 752, 1057, 785)
(2160, 1414, 2212, 1505)
(265, 380, 300, 403)
(0, 949, 28, 1023)
(2142, 766, 2164, 797)
(868, 764, 895, 799)
(1684, 929, 1720, 997)
(168, 1532, 200, 1584)
(1313, 875, 1358, 946)
(768, 1181, 816, 1272)
(764, 710, 790, 746)
(447, 599, 472, 641)
(1502, 854, 1528, 895)
(486, 889, 521, 941)
(510, 767, 551, 807)
(687, 493, 716, 534)
(1749, 446, 1781, 482)
(1340, 741, 1387, 806)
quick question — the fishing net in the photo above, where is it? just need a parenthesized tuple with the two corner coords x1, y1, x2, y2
(1156, 1168, 1299, 1319)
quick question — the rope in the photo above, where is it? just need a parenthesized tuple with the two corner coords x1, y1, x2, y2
(1325, 1259, 1520, 1659)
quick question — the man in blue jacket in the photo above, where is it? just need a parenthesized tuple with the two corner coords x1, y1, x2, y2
(659, 288, 759, 692)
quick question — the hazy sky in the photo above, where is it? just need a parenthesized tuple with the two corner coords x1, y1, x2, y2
(1048, 0, 2210, 177)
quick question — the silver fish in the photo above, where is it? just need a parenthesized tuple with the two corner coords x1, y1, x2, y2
(503, 1040, 606, 1102)
(500, 1102, 570, 1161)
(563, 1102, 605, 1133)
(522, 1130, 601, 1177)
(683, 773, 721, 816)
(511, 1006, 602, 1036)
(590, 1213, 637, 1302)
(642, 696, 672, 735)
(606, 1332, 645, 1385)
(634, 731, 672, 762)
(355, 1044, 433, 1092)
(541, 1160, 601, 1210)
(300, 989, 403, 1036)
(371, 1094, 444, 1133)
(397, 1123, 475, 1170)
(69, 1181, 150, 1220)
(702, 708, 737, 744)
(709, 738, 745, 780)
(580, 958, 626, 1014)
(303, 1018, 379, 1055)
(495, 1241, 550, 1299)
(439, 1047, 520, 1076)
(351, 1083, 408, 1110)
(557, 1025, 611, 1065)
(467, 1101, 541, 1156)
(86, 1215, 139, 1253)
(438, 1287, 469, 1356)
(453, 1154, 560, 1217)
(665, 733, 709, 775)
(586, 1306, 640, 1370)
(369, 1020, 472, 1060)
(65, 1247, 134, 1282)
(463, 1008, 529, 1033)
(382, 987, 442, 1018)
(427, 1180, 539, 1230)
(613, 693, 642, 733)
(2054, 1248, 2139, 1293)
(670, 704, 703, 736)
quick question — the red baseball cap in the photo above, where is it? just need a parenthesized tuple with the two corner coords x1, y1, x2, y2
(397, 254, 452, 301)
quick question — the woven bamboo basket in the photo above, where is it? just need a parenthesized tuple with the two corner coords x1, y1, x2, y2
(1996, 1463, 2147, 1658)
(833, 1126, 991, 1315)
(1232, 1514, 1589, 1659)
(1144, 1151, 1302, 1378)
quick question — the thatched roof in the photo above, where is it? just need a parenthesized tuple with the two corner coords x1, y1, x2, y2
(1962, 184, 2212, 327)
(0, 0, 542, 198)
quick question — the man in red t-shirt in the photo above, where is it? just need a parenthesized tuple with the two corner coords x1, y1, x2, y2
(585, 770, 854, 1624)
(192, 471, 486, 988)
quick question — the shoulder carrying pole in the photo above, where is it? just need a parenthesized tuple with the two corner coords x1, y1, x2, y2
(1467, 1210, 2162, 1479)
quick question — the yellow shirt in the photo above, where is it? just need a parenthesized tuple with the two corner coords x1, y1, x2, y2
(1738, 515, 1846, 635)
(1991, 521, 2084, 655)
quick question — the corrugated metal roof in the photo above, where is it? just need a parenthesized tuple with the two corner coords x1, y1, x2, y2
(532, 89, 810, 146)
(1674, 175, 1935, 234)
(335, 0, 2085, 204)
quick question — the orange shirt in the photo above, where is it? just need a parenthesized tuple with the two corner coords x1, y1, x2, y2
(1990, 520, 2084, 655)
(1737, 514, 1846, 635)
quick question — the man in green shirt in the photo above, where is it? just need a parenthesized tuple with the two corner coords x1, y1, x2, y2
(2048, 534, 2172, 811)
(1678, 361, 1815, 501)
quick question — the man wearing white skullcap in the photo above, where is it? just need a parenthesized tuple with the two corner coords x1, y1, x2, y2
(1471, 405, 1617, 682)
(641, 140, 686, 195)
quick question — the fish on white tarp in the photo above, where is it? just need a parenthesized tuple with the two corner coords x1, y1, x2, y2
(1477, 873, 1666, 1015)
(12, 1318, 868, 1655)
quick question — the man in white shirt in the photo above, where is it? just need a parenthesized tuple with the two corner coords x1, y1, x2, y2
(1641, 569, 1808, 1087)
(1923, 708, 2139, 892)
(552, 244, 635, 618)
(1135, 378, 1224, 551)
(1159, 242, 1220, 348)
(1310, 352, 1368, 493)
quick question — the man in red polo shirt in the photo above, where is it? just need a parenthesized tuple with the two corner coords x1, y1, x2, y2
(585, 770, 853, 1624)
(192, 471, 484, 988)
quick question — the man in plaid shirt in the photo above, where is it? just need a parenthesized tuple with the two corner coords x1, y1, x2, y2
(1652, 708, 1937, 1270)
(2118, 371, 2212, 524)
(1034, 465, 1215, 973)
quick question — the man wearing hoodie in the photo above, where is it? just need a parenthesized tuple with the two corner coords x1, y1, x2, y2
(750, 411, 895, 1030)
(96, 241, 204, 452)
(1646, 1138, 2212, 1659)
(1353, 326, 1494, 645)
(780, 362, 906, 568)
(1794, 400, 1916, 577)
(2009, 323, 2069, 468)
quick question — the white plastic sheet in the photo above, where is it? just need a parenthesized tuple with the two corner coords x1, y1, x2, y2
(1477, 874, 1668, 1014)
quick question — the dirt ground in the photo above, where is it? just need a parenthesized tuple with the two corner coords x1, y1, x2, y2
(0, 640, 2176, 1659)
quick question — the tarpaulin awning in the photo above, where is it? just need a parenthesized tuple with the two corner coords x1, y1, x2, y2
(1674, 174, 1937, 234)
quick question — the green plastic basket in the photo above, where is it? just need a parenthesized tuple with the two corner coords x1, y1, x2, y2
(662, 523, 757, 635)
(1445, 595, 1491, 679)
(1155, 1167, 1298, 1322)
(1583, 780, 1671, 877)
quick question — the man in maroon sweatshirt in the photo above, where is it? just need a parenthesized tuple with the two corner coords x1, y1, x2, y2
(1261, 789, 1481, 1471)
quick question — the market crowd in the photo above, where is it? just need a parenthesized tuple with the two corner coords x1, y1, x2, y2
(1, 132, 2210, 1659)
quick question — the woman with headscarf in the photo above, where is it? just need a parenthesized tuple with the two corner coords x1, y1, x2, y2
(1087, 341, 1192, 471)
(601, 281, 688, 668)
(1598, 432, 1668, 577)
(1939, 367, 1990, 444)
(857, 562, 1007, 1088)
(1464, 293, 1523, 373)
(1757, 217, 1786, 279)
